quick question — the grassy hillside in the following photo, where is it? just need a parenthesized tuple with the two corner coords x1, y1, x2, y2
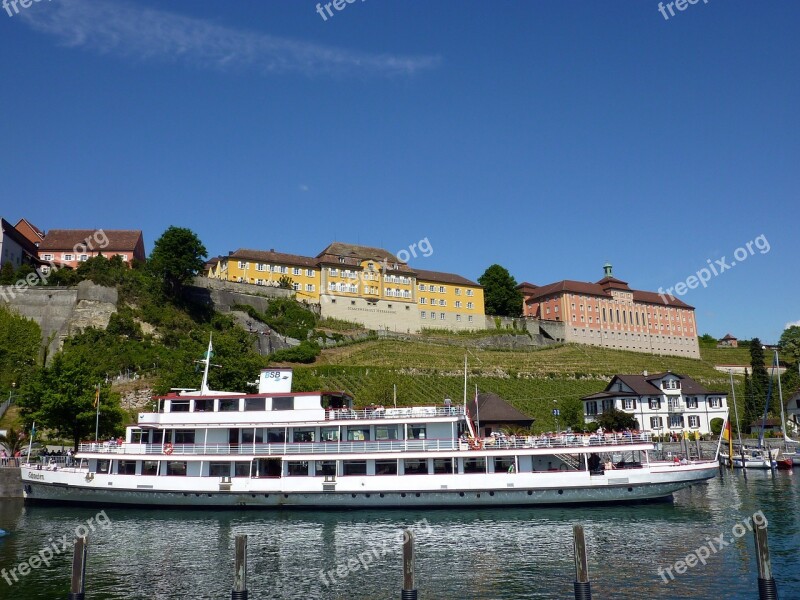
(291, 341, 750, 433)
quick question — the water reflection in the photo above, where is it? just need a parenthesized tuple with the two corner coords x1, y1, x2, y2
(0, 471, 798, 599)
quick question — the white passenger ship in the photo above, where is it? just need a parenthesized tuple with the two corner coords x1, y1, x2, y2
(22, 361, 719, 508)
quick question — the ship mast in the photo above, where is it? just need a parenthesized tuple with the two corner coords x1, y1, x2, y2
(200, 334, 213, 396)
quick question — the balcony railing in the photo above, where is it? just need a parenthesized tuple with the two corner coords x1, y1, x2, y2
(78, 432, 653, 457)
(326, 406, 464, 421)
(667, 403, 685, 413)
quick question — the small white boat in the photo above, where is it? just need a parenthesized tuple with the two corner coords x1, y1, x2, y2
(720, 448, 778, 470)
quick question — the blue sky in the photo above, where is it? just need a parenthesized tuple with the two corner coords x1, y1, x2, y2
(1, 0, 798, 343)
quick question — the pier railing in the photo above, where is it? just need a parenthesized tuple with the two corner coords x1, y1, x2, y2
(78, 432, 654, 457)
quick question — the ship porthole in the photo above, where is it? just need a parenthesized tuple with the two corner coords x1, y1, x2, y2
(351, 494, 357, 498)
(415, 492, 421, 497)
(459, 492, 465, 497)
(489, 491, 495, 497)
(476, 493, 481, 498)
(628, 487, 633, 492)
(401, 493, 407, 498)
(365, 494, 371, 498)
(283, 494, 288, 498)
(558, 490, 563, 495)
(379, 493, 385, 498)
(527, 491, 532, 496)
(264, 494, 269, 498)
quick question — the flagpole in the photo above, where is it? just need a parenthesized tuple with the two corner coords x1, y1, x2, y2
(95, 384, 100, 442)
(26, 421, 35, 465)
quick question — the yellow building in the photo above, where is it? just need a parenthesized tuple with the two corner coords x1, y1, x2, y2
(207, 242, 485, 332)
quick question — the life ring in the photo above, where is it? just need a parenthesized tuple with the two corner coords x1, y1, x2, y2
(469, 438, 484, 450)
(164, 443, 174, 455)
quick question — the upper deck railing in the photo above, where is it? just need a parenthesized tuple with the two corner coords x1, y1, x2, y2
(78, 432, 653, 457)
(326, 406, 464, 420)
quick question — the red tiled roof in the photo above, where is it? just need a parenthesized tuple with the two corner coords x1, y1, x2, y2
(1, 218, 40, 258)
(229, 248, 318, 269)
(415, 268, 480, 287)
(522, 278, 693, 309)
(39, 230, 143, 252)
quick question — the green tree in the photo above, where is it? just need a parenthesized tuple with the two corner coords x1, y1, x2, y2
(148, 226, 207, 297)
(595, 407, 638, 431)
(0, 262, 15, 285)
(277, 275, 294, 290)
(19, 353, 127, 450)
(0, 305, 41, 389)
(779, 325, 800, 365)
(478, 264, 523, 317)
(709, 417, 724, 436)
(746, 338, 769, 426)
(0, 427, 25, 455)
(698, 333, 717, 347)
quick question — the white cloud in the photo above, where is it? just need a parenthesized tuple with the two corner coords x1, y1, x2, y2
(785, 321, 800, 329)
(21, 0, 441, 77)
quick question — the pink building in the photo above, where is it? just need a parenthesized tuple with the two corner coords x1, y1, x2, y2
(38, 230, 146, 272)
(518, 264, 699, 358)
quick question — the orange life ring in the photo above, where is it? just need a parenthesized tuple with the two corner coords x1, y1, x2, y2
(164, 443, 174, 455)
(470, 438, 484, 450)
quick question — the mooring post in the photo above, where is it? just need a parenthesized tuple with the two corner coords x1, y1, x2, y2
(695, 437, 702, 460)
(68, 536, 88, 600)
(573, 524, 592, 600)
(753, 520, 778, 600)
(232, 534, 248, 600)
(401, 528, 417, 600)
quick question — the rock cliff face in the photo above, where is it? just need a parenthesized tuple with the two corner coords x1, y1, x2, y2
(0, 281, 118, 362)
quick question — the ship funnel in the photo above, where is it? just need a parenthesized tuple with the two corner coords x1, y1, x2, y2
(259, 368, 293, 393)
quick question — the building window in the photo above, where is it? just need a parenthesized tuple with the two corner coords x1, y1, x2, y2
(306, 284, 315, 292)
(419, 284, 426, 291)
(439, 286, 445, 293)
(338, 257, 346, 264)
(688, 416, 700, 428)
(329, 268, 338, 276)
(306, 268, 314, 277)
(439, 299, 446, 306)
(292, 283, 300, 291)
(420, 311, 426, 319)
(455, 288, 461, 295)
(466, 289, 473, 297)
(456, 314, 462, 322)
(42, 253, 53, 261)
(79, 254, 89, 262)
(686, 397, 698, 409)
(648, 398, 661, 410)
(586, 401, 598, 416)
(709, 397, 722, 408)
(238, 261, 246, 269)
(63, 254, 74, 262)
(468, 315, 473, 322)
(455, 301, 462, 308)
(650, 416, 663, 429)
(669, 415, 684, 428)
(623, 399, 636, 410)
(419, 298, 426, 304)
(292, 267, 301, 276)
(467, 302, 473, 309)
(440, 313, 446, 320)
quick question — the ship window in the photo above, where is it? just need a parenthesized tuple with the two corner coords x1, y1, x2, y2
(375, 460, 398, 475)
(194, 399, 214, 412)
(244, 398, 266, 411)
(433, 458, 453, 474)
(320, 427, 339, 442)
(170, 401, 190, 413)
(118, 461, 136, 475)
(375, 425, 400, 441)
(142, 461, 159, 476)
(343, 461, 367, 476)
(287, 461, 309, 476)
(293, 429, 316, 443)
(241, 429, 264, 444)
(315, 461, 336, 476)
(130, 429, 147, 443)
(166, 461, 187, 476)
(234, 462, 251, 477)
(174, 430, 195, 444)
(407, 425, 426, 440)
(96, 460, 110, 474)
(463, 458, 486, 474)
(219, 399, 239, 412)
(346, 428, 370, 441)
(272, 397, 294, 411)
(493, 457, 515, 473)
(403, 459, 428, 475)
(266, 429, 286, 443)
(209, 462, 231, 477)
(151, 430, 164, 444)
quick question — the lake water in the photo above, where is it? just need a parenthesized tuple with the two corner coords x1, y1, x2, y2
(0, 469, 798, 599)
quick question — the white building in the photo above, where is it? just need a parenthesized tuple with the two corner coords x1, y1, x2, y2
(581, 372, 727, 435)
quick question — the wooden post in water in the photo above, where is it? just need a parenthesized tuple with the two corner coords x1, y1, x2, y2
(232, 534, 248, 600)
(68, 537, 87, 600)
(401, 528, 417, 599)
(572, 525, 592, 600)
(753, 521, 778, 600)
(695, 436, 702, 460)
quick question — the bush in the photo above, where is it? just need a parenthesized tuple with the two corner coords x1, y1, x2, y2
(269, 341, 320, 364)
(709, 417, 724, 436)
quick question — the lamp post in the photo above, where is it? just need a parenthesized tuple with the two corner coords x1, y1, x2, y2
(553, 400, 560, 434)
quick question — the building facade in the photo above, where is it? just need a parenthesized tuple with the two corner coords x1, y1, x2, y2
(208, 242, 485, 332)
(38, 230, 146, 272)
(0, 218, 40, 270)
(518, 264, 700, 358)
(581, 372, 727, 435)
